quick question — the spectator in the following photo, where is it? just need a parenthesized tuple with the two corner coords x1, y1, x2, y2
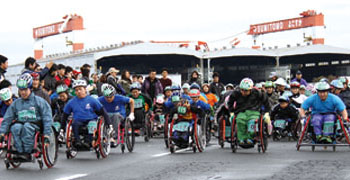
(80, 65, 90, 85)
(137, 75, 144, 84)
(159, 68, 172, 89)
(65, 66, 73, 87)
(34, 63, 42, 72)
(106, 67, 125, 95)
(187, 70, 201, 86)
(0, 54, 8, 83)
(22, 57, 53, 80)
(118, 70, 132, 94)
(31, 72, 51, 104)
(132, 74, 138, 83)
(291, 70, 308, 86)
(55, 64, 66, 81)
(209, 72, 225, 97)
(43, 63, 58, 95)
(142, 69, 163, 100)
(97, 74, 107, 97)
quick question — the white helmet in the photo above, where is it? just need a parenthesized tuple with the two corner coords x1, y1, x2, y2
(275, 78, 287, 86)
(72, 79, 87, 89)
(0, 88, 12, 101)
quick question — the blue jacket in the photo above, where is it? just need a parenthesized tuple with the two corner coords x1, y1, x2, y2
(291, 78, 308, 87)
(0, 93, 53, 135)
(191, 100, 211, 112)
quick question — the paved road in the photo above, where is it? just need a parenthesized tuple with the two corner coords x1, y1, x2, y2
(1, 137, 350, 180)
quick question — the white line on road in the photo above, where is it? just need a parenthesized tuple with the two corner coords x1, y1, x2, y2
(55, 174, 88, 180)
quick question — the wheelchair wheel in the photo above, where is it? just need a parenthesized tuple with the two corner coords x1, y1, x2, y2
(144, 115, 152, 142)
(5, 134, 21, 169)
(125, 118, 135, 152)
(205, 115, 212, 145)
(42, 127, 58, 168)
(164, 115, 169, 148)
(98, 118, 111, 158)
(65, 120, 77, 159)
(230, 116, 237, 153)
(193, 118, 205, 152)
(218, 116, 225, 148)
(258, 115, 267, 153)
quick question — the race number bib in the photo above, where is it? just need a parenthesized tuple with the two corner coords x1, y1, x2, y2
(323, 122, 334, 134)
(177, 106, 187, 115)
(247, 119, 257, 133)
(159, 114, 165, 124)
(18, 108, 37, 121)
(87, 121, 98, 134)
(274, 120, 286, 129)
(134, 99, 143, 109)
(173, 122, 190, 132)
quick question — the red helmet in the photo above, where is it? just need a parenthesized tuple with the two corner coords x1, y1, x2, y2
(30, 72, 40, 80)
(189, 89, 200, 98)
(290, 81, 300, 88)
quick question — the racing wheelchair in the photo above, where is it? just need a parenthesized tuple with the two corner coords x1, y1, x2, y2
(167, 112, 206, 154)
(110, 116, 135, 153)
(296, 114, 350, 152)
(230, 113, 268, 153)
(65, 117, 111, 159)
(272, 118, 301, 141)
(1, 124, 58, 169)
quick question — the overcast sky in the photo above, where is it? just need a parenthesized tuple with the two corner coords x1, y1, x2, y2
(1, 0, 350, 65)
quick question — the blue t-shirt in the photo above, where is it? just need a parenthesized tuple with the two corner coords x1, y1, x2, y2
(98, 95, 130, 118)
(64, 96, 103, 121)
(301, 93, 345, 114)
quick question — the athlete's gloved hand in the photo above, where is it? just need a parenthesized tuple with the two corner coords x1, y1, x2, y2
(301, 117, 306, 125)
(44, 135, 50, 146)
(128, 112, 135, 121)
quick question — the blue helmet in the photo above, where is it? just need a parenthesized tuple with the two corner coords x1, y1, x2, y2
(171, 84, 181, 91)
(17, 73, 33, 90)
(190, 83, 200, 90)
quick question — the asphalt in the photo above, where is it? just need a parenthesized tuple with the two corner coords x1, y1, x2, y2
(1, 137, 350, 180)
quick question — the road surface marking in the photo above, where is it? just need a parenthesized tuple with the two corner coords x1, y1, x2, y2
(56, 174, 88, 180)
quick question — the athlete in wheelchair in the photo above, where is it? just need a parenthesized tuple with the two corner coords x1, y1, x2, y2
(98, 84, 135, 152)
(0, 74, 57, 169)
(168, 94, 206, 153)
(62, 79, 112, 159)
(226, 78, 270, 153)
(270, 95, 299, 141)
(297, 82, 349, 151)
(127, 82, 153, 142)
(51, 84, 72, 145)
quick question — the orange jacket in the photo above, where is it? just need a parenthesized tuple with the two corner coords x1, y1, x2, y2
(205, 93, 218, 107)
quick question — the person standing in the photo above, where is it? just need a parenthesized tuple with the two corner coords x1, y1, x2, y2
(43, 64, 58, 96)
(22, 57, 53, 81)
(209, 72, 225, 97)
(118, 70, 132, 94)
(159, 68, 172, 89)
(142, 69, 163, 100)
(106, 67, 125, 95)
(0, 54, 8, 83)
(291, 70, 308, 86)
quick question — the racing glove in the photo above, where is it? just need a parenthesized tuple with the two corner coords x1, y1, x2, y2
(301, 117, 307, 125)
(128, 112, 135, 121)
